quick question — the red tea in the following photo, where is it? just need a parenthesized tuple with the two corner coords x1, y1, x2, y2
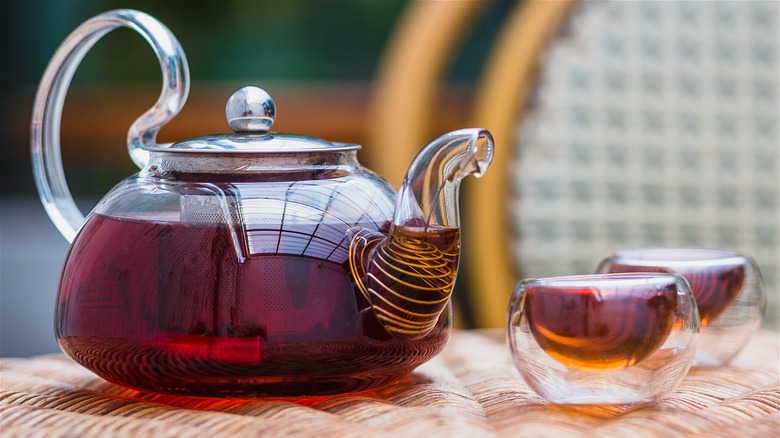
(524, 280, 677, 370)
(606, 262, 745, 326)
(56, 214, 450, 397)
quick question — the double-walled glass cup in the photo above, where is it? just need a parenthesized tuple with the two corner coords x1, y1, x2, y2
(598, 249, 765, 366)
(507, 273, 699, 405)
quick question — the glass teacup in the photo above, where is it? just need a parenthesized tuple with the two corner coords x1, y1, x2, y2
(597, 249, 765, 366)
(507, 273, 699, 405)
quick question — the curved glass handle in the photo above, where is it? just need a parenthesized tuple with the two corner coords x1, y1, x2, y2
(31, 9, 189, 242)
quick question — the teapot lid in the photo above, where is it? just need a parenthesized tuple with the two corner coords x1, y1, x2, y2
(144, 86, 360, 153)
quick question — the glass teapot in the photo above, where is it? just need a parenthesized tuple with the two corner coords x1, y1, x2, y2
(31, 10, 493, 397)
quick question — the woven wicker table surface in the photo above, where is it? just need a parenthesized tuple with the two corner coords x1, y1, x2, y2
(1, 330, 778, 437)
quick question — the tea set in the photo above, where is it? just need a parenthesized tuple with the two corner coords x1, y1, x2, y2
(31, 10, 765, 404)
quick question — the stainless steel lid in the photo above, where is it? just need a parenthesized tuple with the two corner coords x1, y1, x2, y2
(144, 86, 360, 153)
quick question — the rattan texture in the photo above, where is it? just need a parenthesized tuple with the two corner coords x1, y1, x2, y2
(1, 330, 778, 437)
(510, 1, 780, 326)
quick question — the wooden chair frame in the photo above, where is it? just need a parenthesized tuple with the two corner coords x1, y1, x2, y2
(468, 0, 577, 327)
(369, 0, 577, 327)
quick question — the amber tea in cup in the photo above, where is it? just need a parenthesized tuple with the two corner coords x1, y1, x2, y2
(507, 273, 699, 405)
(598, 249, 765, 366)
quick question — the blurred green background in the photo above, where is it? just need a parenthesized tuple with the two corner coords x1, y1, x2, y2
(1, 0, 509, 196)
(4, 1, 775, 359)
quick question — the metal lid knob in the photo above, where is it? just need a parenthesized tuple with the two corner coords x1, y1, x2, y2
(153, 84, 361, 153)
(225, 86, 275, 133)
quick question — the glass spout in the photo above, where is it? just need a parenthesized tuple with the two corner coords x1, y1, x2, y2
(348, 129, 494, 340)
(393, 128, 494, 229)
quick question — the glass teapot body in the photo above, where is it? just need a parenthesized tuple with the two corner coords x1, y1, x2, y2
(56, 152, 451, 397)
(33, 9, 492, 398)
